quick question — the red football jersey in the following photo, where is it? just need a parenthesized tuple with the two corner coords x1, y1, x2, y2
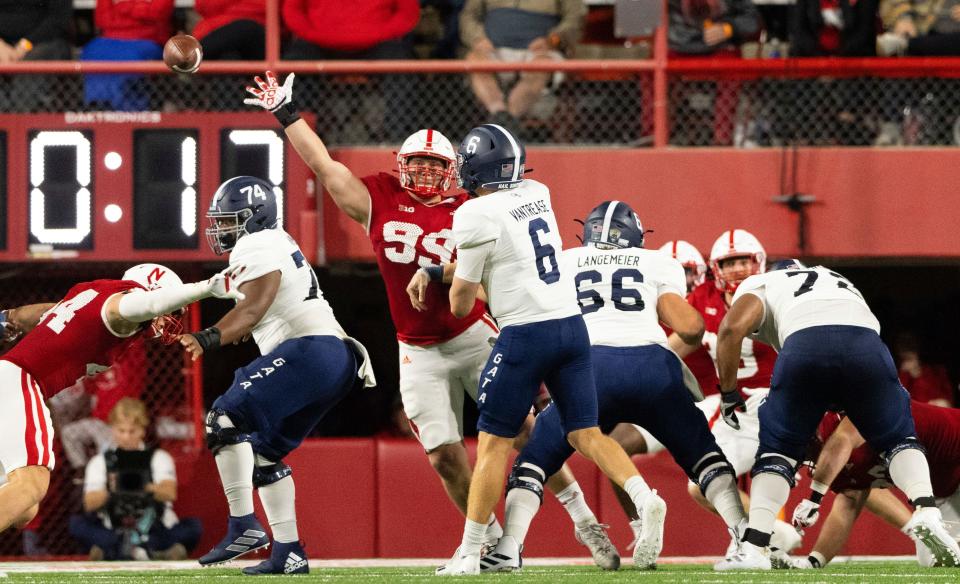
(4, 280, 146, 399)
(688, 281, 776, 393)
(362, 173, 486, 345)
(817, 402, 960, 497)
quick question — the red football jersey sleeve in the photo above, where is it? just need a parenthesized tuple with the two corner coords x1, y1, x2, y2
(363, 173, 486, 345)
(688, 282, 776, 391)
(4, 280, 146, 398)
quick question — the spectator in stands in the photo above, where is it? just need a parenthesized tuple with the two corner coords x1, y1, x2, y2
(192, 0, 266, 60)
(460, 0, 585, 132)
(81, 0, 174, 111)
(789, 0, 879, 56)
(421, 0, 465, 59)
(0, 0, 73, 112)
(895, 333, 955, 407)
(667, 0, 760, 145)
(877, 0, 960, 55)
(69, 399, 201, 561)
(282, 0, 420, 141)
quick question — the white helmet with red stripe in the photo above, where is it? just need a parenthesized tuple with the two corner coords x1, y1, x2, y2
(397, 129, 457, 200)
(658, 240, 707, 289)
(121, 263, 186, 344)
(709, 229, 766, 294)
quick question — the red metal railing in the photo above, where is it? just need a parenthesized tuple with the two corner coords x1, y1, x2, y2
(1, 0, 959, 147)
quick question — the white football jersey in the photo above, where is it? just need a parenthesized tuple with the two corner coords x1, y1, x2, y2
(733, 266, 880, 351)
(229, 229, 347, 354)
(562, 246, 686, 347)
(452, 179, 579, 329)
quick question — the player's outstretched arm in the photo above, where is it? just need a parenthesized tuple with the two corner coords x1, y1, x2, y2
(716, 294, 763, 429)
(3, 303, 56, 336)
(657, 293, 704, 347)
(792, 416, 867, 528)
(106, 267, 246, 335)
(449, 244, 491, 318)
(802, 488, 869, 568)
(244, 71, 371, 225)
(179, 271, 281, 361)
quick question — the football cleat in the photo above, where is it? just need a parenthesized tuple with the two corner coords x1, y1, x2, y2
(574, 522, 620, 570)
(479, 535, 523, 573)
(242, 541, 309, 575)
(770, 519, 803, 554)
(197, 514, 270, 566)
(714, 541, 772, 571)
(904, 507, 960, 567)
(435, 546, 481, 576)
(724, 518, 747, 560)
(632, 490, 667, 570)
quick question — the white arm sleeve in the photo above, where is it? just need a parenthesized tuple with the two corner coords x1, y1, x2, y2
(454, 241, 494, 283)
(117, 282, 207, 323)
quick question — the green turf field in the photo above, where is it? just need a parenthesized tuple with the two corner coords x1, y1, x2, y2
(2, 562, 957, 583)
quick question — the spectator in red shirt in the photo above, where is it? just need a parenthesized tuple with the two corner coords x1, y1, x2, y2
(192, 0, 266, 60)
(281, 0, 421, 141)
(81, 0, 175, 111)
(895, 333, 955, 407)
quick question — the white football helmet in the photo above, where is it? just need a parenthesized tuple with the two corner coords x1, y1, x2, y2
(658, 240, 707, 290)
(121, 263, 186, 344)
(709, 229, 766, 294)
(396, 129, 457, 199)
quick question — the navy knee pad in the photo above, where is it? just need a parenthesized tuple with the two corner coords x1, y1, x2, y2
(883, 436, 926, 466)
(205, 408, 251, 455)
(252, 459, 292, 488)
(692, 450, 736, 495)
(750, 452, 800, 488)
(506, 460, 546, 505)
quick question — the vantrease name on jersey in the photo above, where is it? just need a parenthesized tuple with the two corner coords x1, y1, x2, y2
(508, 200, 549, 222)
(577, 254, 642, 268)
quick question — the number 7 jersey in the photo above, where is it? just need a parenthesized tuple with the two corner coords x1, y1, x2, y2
(732, 265, 880, 352)
(363, 173, 485, 345)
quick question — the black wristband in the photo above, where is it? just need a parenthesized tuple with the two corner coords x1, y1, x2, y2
(192, 326, 221, 352)
(272, 102, 301, 128)
(424, 265, 444, 282)
(809, 491, 824, 504)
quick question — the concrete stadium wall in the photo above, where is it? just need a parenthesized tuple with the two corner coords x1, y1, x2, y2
(322, 148, 960, 262)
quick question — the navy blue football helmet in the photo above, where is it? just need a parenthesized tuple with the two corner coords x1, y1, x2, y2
(768, 258, 807, 271)
(582, 200, 646, 249)
(457, 124, 525, 194)
(205, 176, 278, 255)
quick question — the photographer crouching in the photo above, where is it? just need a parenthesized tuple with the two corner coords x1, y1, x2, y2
(69, 398, 202, 560)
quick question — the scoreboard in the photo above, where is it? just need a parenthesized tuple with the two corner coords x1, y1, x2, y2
(0, 113, 315, 262)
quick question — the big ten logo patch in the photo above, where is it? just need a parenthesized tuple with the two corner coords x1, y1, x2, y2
(240, 357, 287, 390)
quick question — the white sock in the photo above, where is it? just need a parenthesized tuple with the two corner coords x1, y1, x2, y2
(556, 481, 597, 526)
(460, 519, 487, 556)
(703, 474, 747, 529)
(888, 448, 935, 503)
(259, 475, 298, 543)
(623, 475, 651, 510)
(502, 488, 541, 545)
(485, 515, 503, 542)
(215, 442, 254, 517)
(747, 473, 791, 538)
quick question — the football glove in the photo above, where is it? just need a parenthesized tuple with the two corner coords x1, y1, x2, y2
(205, 265, 246, 301)
(243, 71, 300, 127)
(720, 389, 747, 430)
(792, 498, 821, 529)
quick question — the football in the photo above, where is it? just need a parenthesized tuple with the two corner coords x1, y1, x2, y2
(163, 34, 203, 74)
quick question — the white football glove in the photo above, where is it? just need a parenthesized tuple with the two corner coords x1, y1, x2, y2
(205, 265, 246, 301)
(243, 70, 294, 112)
(792, 498, 821, 529)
